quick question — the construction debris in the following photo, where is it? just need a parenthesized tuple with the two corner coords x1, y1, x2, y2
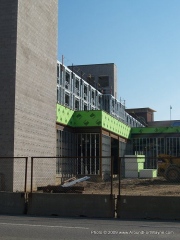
(62, 176, 90, 187)
(37, 176, 90, 193)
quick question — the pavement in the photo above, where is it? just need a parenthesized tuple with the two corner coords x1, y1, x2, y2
(0, 215, 179, 240)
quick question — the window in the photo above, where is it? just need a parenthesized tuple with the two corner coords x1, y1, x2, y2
(75, 78, 80, 96)
(98, 76, 109, 87)
(92, 91, 95, 99)
(75, 99, 79, 110)
(65, 94, 69, 106)
(66, 71, 70, 83)
(65, 71, 70, 89)
(84, 104, 87, 110)
(84, 85, 87, 100)
(91, 91, 95, 105)
(75, 78, 79, 89)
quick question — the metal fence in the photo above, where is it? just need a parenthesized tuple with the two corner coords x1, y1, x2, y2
(31, 156, 114, 195)
(119, 155, 180, 196)
(1, 155, 180, 196)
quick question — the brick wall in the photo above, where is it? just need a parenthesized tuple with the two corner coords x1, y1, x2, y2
(14, 0, 58, 157)
(0, 0, 58, 191)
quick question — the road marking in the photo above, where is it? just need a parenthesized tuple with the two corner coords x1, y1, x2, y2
(0, 222, 89, 230)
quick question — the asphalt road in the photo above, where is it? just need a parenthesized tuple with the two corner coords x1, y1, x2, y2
(0, 215, 179, 240)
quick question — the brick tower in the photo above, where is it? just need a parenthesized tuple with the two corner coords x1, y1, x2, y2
(0, 0, 58, 191)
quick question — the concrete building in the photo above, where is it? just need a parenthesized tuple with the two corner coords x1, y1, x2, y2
(0, 0, 58, 191)
(68, 63, 118, 99)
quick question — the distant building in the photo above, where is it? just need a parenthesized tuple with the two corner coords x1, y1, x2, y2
(68, 63, 118, 99)
(126, 108, 156, 126)
(148, 120, 180, 127)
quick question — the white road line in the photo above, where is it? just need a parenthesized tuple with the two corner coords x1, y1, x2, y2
(0, 222, 89, 230)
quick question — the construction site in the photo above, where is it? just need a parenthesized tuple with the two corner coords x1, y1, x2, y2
(0, 1, 180, 220)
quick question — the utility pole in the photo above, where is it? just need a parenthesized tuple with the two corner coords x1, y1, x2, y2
(170, 105, 172, 121)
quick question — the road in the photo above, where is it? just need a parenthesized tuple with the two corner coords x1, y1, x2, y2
(0, 215, 179, 240)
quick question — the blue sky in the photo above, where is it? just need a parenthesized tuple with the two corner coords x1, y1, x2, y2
(58, 0, 180, 121)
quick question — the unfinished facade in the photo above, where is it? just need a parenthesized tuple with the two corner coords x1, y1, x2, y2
(0, 0, 58, 191)
(56, 62, 143, 181)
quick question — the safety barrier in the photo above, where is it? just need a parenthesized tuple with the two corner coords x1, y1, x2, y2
(27, 193, 115, 218)
(0, 192, 26, 215)
(116, 195, 180, 220)
(1, 155, 180, 220)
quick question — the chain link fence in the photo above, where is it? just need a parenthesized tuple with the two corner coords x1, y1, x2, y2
(119, 155, 180, 196)
(0, 156, 114, 194)
(1, 155, 180, 196)
(31, 156, 114, 194)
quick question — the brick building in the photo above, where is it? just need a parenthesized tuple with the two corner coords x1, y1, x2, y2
(0, 0, 58, 191)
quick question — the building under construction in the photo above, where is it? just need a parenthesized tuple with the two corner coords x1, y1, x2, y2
(56, 62, 180, 180)
(1, 1, 180, 191)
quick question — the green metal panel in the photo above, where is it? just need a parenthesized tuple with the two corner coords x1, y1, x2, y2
(56, 104, 74, 126)
(57, 104, 180, 139)
(101, 112, 131, 139)
(131, 126, 180, 134)
(73, 111, 102, 127)
(56, 104, 131, 139)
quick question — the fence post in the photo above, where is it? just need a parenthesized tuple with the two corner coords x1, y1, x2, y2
(118, 157, 121, 195)
(31, 157, 33, 193)
(24, 157, 28, 193)
(111, 156, 113, 195)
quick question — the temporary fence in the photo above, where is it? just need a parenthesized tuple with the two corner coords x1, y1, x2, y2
(30, 156, 115, 195)
(1, 155, 179, 196)
(119, 155, 180, 196)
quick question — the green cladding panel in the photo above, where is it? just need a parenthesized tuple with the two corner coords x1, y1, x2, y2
(101, 112, 131, 139)
(56, 104, 131, 139)
(73, 111, 102, 127)
(56, 104, 74, 126)
(57, 104, 180, 139)
(131, 127, 180, 134)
